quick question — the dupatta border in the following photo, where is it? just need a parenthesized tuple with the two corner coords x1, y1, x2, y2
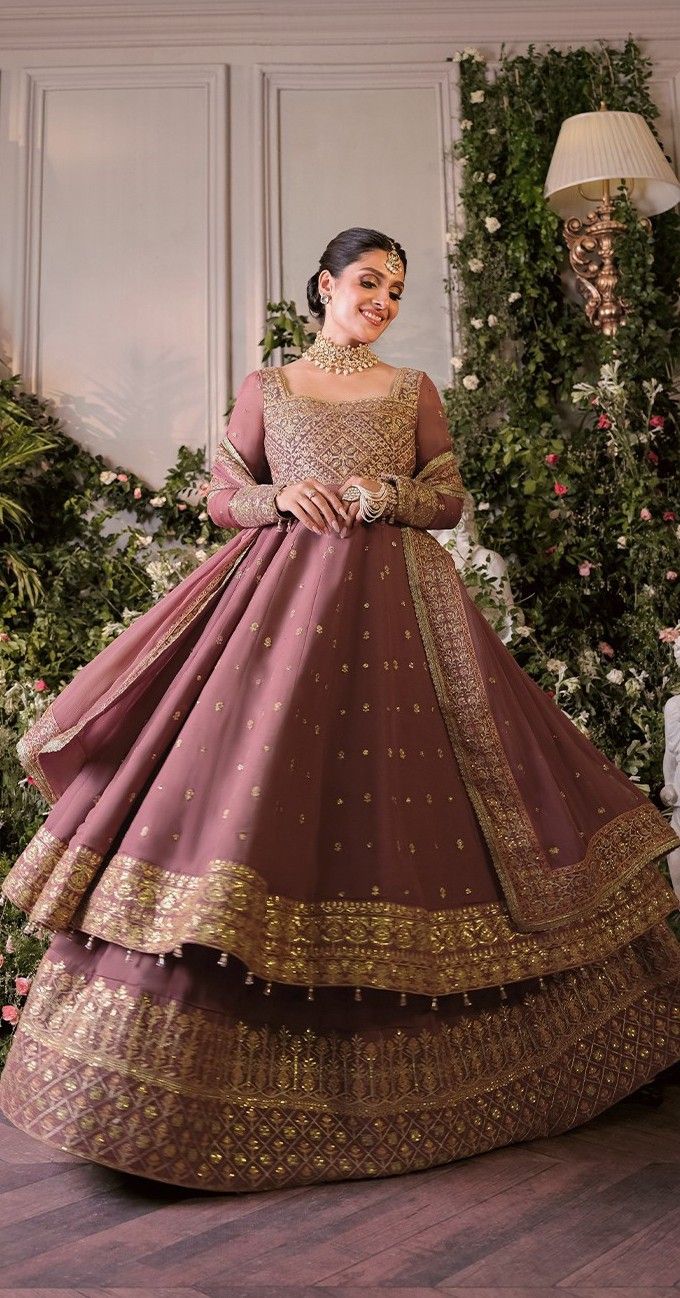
(401, 526, 679, 932)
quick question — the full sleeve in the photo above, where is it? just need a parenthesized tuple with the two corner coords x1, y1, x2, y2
(206, 370, 285, 530)
(379, 372, 466, 529)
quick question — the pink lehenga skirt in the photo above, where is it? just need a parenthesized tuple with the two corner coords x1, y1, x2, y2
(1, 520, 679, 1191)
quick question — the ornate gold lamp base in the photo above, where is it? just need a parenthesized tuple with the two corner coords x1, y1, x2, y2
(563, 184, 651, 337)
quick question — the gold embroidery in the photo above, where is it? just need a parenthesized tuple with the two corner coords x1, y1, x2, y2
(3, 827, 678, 995)
(402, 528, 680, 931)
(260, 366, 420, 484)
(384, 449, 466, 527)
(0, 924, 678, 1191)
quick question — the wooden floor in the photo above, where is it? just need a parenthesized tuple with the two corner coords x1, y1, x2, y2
(1, 1073, 680, 1297)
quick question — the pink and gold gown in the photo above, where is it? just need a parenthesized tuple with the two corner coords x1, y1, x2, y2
(1, 364, 679, 1192)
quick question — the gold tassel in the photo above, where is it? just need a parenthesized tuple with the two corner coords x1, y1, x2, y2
(245, 970, 254, 985)
(462, 990, 472, 1007)
(217, 952, 229, 967)
(155, 953, 166, 967)
(399, 992, 407, 1007)
(264, 981, 272, 996)
(124, 949, 132, 962)
(172, 945, 183, 958)
(431, 996, 439, 1011)
(354, 987, 362, 1002)
(538, 976, 547, 990)
(84, 935, 94, 950)
(307, 986, 315, 1001)
(499, 984, 508, 1001)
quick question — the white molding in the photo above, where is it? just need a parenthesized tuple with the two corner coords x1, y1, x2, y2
(262, 60, 460, 363)
(2, 1, 680, 51)
(6, 63, 228, 453)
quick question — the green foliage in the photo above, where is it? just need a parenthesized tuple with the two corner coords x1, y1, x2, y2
(447, 37, 680, 793)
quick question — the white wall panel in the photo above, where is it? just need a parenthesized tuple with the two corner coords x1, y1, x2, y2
(7, 66, 227, 487)
(269, 68, 456, 389)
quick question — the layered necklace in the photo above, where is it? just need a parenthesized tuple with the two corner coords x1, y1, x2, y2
(304, 331, 381, 376)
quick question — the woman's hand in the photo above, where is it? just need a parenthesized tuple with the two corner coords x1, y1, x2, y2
(275, 479, 353, 536)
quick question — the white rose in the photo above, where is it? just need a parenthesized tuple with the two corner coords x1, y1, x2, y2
(137, 533, 153, 547)
(468, 258, 484, 273)
(149, 495, 166, 507)
(616, 535, 627, 548)
(508, 291, 521, 303)
(470, 90, 485, 104)
(625, 678, 642, 696)
(484, 216, 501, 233)
(472, 171, 485, 182)
(460, 119, 473, 131)
(487, 314, 498, 326)
(477, 502, 490, 511)
(515, 624, 531, 637)
(547, 659, 567, 674)
(606, 668, 624, 685)
(99, 470, 117, 484)
(487, 172, 496, 182)
(471, 318, 484, 329)
(462, 373, 480, 391)
(451, 356, 464, 371)
(195, 549, 208, 561)
(488, 127, 497, 135)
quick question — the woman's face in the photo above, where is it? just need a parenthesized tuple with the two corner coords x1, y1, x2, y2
(318, 249, 405, 346)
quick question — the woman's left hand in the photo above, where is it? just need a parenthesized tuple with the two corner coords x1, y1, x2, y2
(339, 474, 383, 535)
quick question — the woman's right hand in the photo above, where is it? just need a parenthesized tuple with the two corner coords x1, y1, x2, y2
(275, 479, 354, 536)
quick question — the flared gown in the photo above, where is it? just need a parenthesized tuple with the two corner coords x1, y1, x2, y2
(1, 363, 680, 1192)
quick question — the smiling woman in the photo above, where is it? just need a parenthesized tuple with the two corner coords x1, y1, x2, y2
(1, 224, 679, 1194)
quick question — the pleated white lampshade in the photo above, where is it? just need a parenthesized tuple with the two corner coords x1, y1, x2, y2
(544, 109, 680, 219)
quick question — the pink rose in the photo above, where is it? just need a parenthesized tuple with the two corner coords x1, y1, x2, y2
(0, 631, 9, 642)
(598, 641, 615, 658)
(639, 508, 652, 521)
(133, 486, 142, 499)
(666, 571, 678, 582)
(596, 414, 611, 429)
(178, 503, 187, 511)
(4, 938, 14, 954)
(15, 977, 32, 997)
(646, 450, 659, 465)
(1, 1005, 19, 1025)
(544, 452, 559, 465)
(659, 628, 680, 643)
(578, 561, 594, 577)
(197, 482, 210, 497)
(663, 511, 676, 521)
(27, 775, 36, 786)
(544, 545, 556, 555)
(34, 679, 47, 692)
(590, 398, 599, 407)
(0, 953, 4, 968)
(649, 415, 665, 429)
(553, 482, 568, 496)
(117, 473, 128, 483)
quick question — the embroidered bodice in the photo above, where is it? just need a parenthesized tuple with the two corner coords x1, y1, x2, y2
(260, 366, 421, 484)
(206, 363, 466, 532)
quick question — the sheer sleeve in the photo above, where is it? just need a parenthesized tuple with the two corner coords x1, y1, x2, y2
(379, 372, 466, 529)
(206, 370, 285, 530)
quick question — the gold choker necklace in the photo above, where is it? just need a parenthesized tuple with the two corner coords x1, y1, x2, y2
(304, 331, 381, 375)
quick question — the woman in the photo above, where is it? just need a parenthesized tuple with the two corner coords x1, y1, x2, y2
(1, 226, 679, 1193)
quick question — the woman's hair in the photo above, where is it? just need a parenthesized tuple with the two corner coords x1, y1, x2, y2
(306, 227, 407, 323)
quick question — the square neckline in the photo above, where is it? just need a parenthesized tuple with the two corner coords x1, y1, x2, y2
(274, 365, 406, 405)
